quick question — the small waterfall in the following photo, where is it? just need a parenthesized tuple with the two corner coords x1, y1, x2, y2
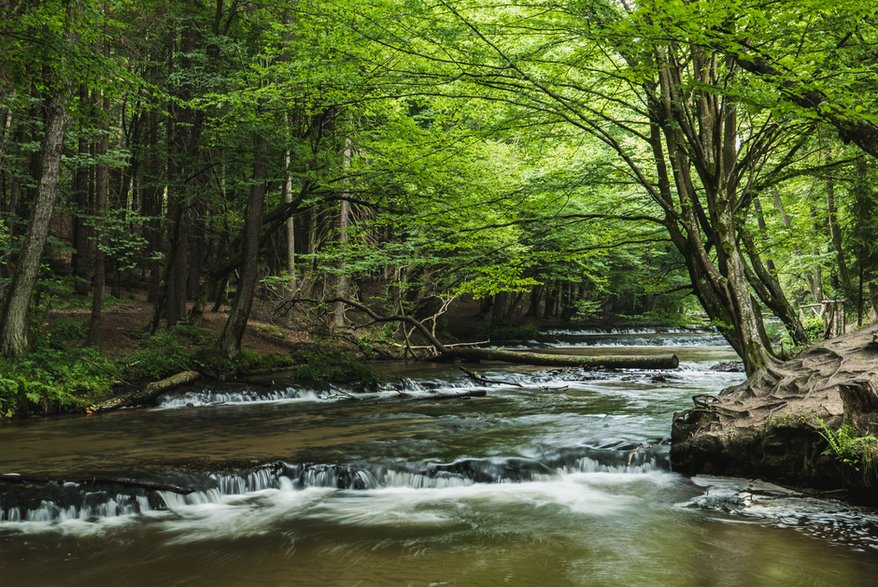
(562, 456, 661, 475)
(1, 489, 158, 524)
(491, 326, 731, 349)
(159, 387, 322, 408)
(0, 443, 673, 526)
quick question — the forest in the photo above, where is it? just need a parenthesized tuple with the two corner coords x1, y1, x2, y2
(5, 2, 878, 583)
(1, 0, 878, 417)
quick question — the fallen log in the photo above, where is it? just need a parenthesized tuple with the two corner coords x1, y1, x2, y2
(287, 297, 678, 370)
(441, 348, 679, 370)
(391, 389, 487, 402)
(86, 370, 201, 415)
(0, 473, 194, 495)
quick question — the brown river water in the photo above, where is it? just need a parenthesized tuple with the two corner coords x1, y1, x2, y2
(1, 329, 877, 586)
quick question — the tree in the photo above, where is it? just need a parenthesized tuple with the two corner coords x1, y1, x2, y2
(0, 97, 68, 356)
(0, 1, 86, 356)
(343, 0, 819, 373)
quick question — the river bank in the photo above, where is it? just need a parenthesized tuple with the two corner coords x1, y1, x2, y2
(0, 293, 705, 418)
(672, 323, 878, 499)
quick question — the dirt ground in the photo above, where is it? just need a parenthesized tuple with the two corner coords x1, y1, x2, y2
(49, 296, 315, 359)
(671, 321, 878, 490)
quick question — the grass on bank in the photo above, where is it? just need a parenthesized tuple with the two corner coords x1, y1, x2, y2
(0, 320, 377, 418)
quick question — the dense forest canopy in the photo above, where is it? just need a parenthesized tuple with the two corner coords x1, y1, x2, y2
(1, 0, 877, 376)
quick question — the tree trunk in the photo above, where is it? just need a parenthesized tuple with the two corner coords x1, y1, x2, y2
(219, 133, 267, 359)
(440, 347, 679, 370)
(741, 231, 808, 346)
(284, 144, 296, 295)
(851, 154, 878, 319)
(0, 98, 67, 356)
(649, 49, 777, 376)
(526, 285, 542, 317)
(144, 105, 163, 303)
(771, 187, 822, 301)
(752, 194, 776, 274)
(88, 49, 110, 346)
(333, 133, 352, 328)
(72, 85, 91, 296)
(826, 170, 852, 302)
(490, 292, 507, 329)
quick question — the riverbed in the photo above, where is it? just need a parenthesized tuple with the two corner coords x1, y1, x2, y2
(2, 329, 877, 586)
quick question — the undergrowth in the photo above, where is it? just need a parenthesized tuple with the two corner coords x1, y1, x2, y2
(0, 321, 377, 417)
(817, 420, 878, 487)
(292, 344, 379, 388)
(0, 346, 119, 417)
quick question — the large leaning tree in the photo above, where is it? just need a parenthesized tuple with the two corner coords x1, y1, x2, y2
(346, 0, 823, 375)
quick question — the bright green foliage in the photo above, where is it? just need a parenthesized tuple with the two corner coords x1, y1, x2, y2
(126, 328, 200, 379)
(2, 0, 878, 382)
(0, 346, 119, 417)
(818, 420, 878, 486)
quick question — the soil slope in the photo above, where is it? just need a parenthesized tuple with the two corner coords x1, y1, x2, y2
(671, 322, 878, 491)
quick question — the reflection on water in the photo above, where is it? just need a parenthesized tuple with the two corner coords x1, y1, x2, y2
(1, 329, 877, 586)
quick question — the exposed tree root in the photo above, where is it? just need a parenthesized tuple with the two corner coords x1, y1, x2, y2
(671, 323, 878, 491)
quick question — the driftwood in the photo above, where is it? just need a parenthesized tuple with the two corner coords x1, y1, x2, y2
(460, 367, 523, 387)
(444, 348, 679, 370)
(393, 389, 487, 402)
(86, 370, 201, 415)
(0, 473, 194, 495)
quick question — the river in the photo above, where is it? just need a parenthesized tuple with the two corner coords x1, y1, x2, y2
(1, 328, 877, 586)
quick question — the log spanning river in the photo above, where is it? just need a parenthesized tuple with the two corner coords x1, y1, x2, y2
(2, 329, 878, 586)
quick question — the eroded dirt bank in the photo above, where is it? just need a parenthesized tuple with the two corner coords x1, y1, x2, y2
(671, 323, 878, 494)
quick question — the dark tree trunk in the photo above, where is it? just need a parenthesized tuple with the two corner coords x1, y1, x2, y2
(144, 105, 163, 303)
(826, 170, 852, 302)
(526, 285, 542, 317)
(219, 134, 267, 358)
(0, 98, 68, 356)
(490, 292, 507, 329)
(543, 284, 557, 319)
(88, 65, 109, 346)
(72, 85, 91, 296)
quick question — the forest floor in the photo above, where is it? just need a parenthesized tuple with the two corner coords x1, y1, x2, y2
(47, 291, 570, 361)
(49, 294, 352, 360)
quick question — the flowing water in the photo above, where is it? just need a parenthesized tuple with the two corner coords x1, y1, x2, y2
(2, 329, 877, 586)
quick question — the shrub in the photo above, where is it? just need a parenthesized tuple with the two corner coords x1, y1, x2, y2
(490, 323, 540, 340)
(803, 316, 825, 341)
(818, 420, 878, 486)
(292, 345, 379, 387)
(127, 329, 193, 379)
(0, 346, 119, 417)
